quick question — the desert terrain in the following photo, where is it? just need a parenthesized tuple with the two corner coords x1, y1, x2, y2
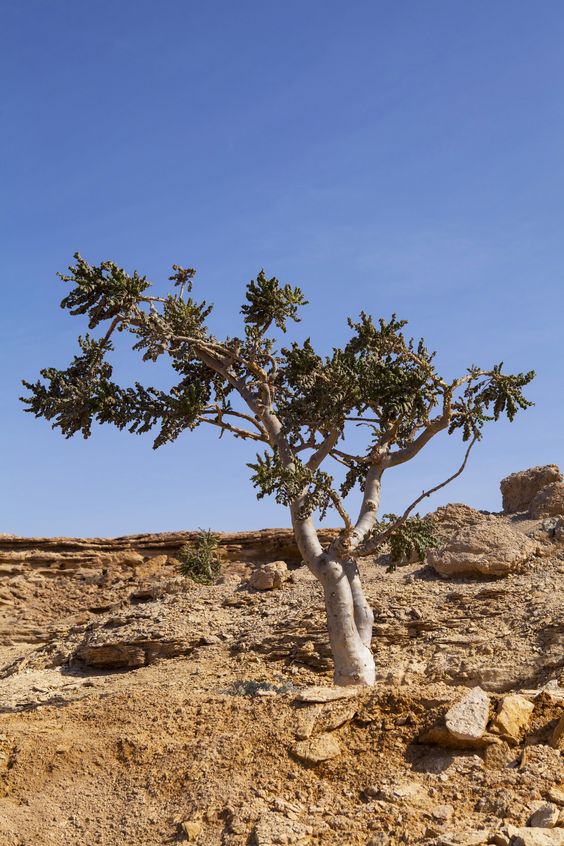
(0, 466, 562, 846)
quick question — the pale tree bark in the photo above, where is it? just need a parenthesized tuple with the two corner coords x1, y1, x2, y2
(289, 461, 384, 687)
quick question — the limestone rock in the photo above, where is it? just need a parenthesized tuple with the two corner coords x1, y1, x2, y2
(547, 788, 564, 806)
(529, 483, 564, 519)
(248, 561, 289, 590)
(528, 803, 560, 828)
(74, 611, 193, 669)
(77, 643, 148, 669)
(364, 781, 428, 805)
(550, 714, 564, 750)
(500, 465, 562, 514)
(292, 733, 341, 764)
(483, 740, 514, 769)
(436, 833, 490, 846)
(509, 828, 564, 846)
(445, 687, 490, 742)
(427, 522, 537, 578)
(252, 812, 312, 845)
(314, 700, 358, 733)
(294, 706, 322, 740)
(433, 503, 489, 541)
(295, 685, 360, 703)
(181, 819, 202, 840)
(491, 694, 535, 741)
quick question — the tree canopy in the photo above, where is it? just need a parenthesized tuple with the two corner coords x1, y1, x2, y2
(22, 254, 534, 555)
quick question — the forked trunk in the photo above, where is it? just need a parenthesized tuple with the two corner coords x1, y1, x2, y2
(290, 503, 377, 687)
(319, 554, 375, 686)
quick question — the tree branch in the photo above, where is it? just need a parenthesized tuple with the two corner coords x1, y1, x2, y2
(330, 447, 366, 464)
(356, 435, 478, 558)
(306, 427, 341, 471)
(197, 415, 267, 442)
(328, 490, 352, 531)
(201, 404, 269, 439)
(386, 392, 452, 467)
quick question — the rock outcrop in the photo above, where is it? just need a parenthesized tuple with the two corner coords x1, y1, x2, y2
(0, 528, 338, 574)
(529, 482, 564, 519)
(427, 521, 538, 578)
(74, 609, 195, 669)
(500, 465, 562, 514)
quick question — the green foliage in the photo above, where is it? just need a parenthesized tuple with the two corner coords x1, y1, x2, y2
(132, 295, 214, 362)
(248, 452, 334, 519)
(22, 252, 535, 531)
(449, 363, 535, 441)
(178, 529, 221, 584)
(370, 513, 439, 568)
(59, 253, 151, 328)
(277, 313, 441, 445)
(21, 334, 117, 438)
(241, 270, 308, 334)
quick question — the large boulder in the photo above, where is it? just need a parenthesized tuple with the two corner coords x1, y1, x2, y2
(432, 503, 488, 542)
(528, 482, 564, 519)
(427, 521, 537, 578)
(500, 465, 562, 514)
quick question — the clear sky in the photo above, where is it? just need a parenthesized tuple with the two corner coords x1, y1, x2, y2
(1, 1, 563, 537)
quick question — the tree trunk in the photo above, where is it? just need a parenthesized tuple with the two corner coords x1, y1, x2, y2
(319, 554, 376, 686)
(343, 558, 374, 649)
(289, 503, 376, 687)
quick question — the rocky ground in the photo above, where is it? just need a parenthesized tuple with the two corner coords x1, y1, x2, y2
(0, 466, 563, 846)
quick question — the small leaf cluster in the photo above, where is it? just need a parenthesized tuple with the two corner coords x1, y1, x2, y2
(178, 529, 221, 584)
(449, 364, 535, 441)
(248, 452, 334, 519)
(241, 270, 308, 334)
(21, 335, 116, 438)
(59, 253, 150, 328)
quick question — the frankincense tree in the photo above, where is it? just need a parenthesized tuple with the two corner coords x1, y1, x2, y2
(22, 255, 534, 685)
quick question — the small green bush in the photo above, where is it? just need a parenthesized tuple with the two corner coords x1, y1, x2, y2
(372, 513, 439, 571)
(178, 529, 221, 584)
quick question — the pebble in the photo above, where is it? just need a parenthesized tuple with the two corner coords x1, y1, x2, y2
(528, 803, 560, 829)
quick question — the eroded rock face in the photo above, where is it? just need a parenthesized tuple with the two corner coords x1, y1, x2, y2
(74, 611, 194, 669)
(529, 482, 564, 519)
(427, 522, 538, 578)
(0, 528, 338, 569)
(432, 503, 488, 542)
(500, 465, 562, 514)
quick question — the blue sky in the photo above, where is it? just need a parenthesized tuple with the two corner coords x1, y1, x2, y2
(1, 1, 563, 536)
